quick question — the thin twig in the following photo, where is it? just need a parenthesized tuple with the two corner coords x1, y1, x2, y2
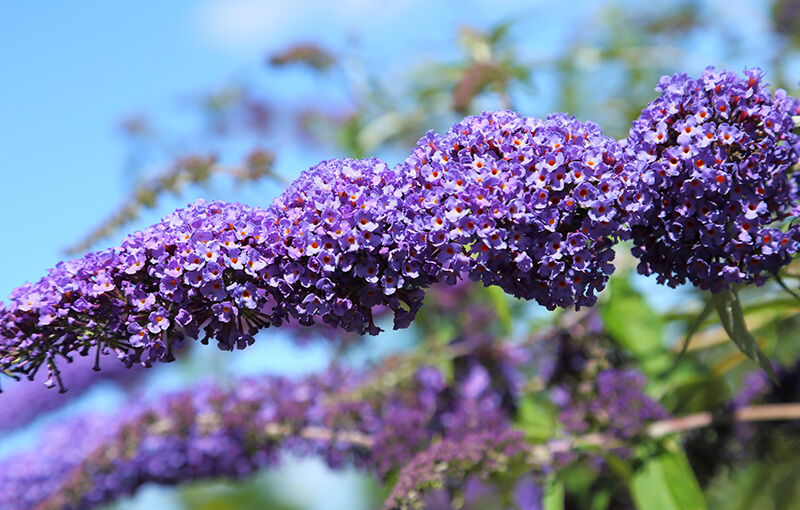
(258, 403, 800, 463)
(774, 273, 800, 304)
(661, 298, 714, 378)
(263, 423, 375, 448)
(647, 402, 800, 438)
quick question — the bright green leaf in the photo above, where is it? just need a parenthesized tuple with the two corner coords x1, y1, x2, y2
(515, 394, 556, 441)
(590, 489, 612, 510)
(543, 477, 565, 510)
(487, 286, 513, 336)
(630, 447, 707, 510)
(603, 275, 670, 376)
(711, 288, 777, 382)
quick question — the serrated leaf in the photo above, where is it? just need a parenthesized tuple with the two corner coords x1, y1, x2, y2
(711, 288, 777, 382)
(630, 448, 707, 510)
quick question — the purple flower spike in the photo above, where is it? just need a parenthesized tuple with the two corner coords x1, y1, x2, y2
(558, 368, 669, 442)
(0, 111, 632, 387)
(0, 359, 518, 510)
(625, 67, 800, 290)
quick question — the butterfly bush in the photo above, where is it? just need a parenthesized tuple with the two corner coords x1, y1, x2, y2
(625, 67, 800, 290)
(0, 110, 633, 390)
(2, 65, 800, 507)
(0, 355, 521, 510)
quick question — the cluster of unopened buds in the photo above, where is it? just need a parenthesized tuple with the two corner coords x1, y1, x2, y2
(1, 66, 799, 390)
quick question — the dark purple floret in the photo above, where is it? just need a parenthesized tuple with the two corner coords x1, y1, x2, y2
(625, 67, 800, 290)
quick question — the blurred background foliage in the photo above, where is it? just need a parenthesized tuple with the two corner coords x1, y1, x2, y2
(6, 0, 800, 509)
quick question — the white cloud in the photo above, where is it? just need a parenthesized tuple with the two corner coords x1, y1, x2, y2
(194, 0, 298, 50)
(193, 0, 426, 53)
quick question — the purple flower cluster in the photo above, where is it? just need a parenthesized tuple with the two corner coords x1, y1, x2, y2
(72, 368, 375, 510)
(409, 111, 630, 308)
(625, 67, 800, 290)
(0, 358, 517, 510)
(0, 368, 361, 509)
(384, 429, 529, 510)
(558, 369, 669, 440)
(0, 413, 119, 510)
(3, 67, 799, 390)
(1, 110, 630, 388)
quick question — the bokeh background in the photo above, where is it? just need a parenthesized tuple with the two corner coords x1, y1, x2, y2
(2, 1, 800, 508)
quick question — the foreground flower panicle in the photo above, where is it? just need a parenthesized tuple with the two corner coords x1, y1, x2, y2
(625, 67, 800, 290)
(0, 111, 632, 389)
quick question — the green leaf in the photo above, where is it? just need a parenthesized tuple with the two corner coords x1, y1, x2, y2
(603, 452, 633, 481)
(711, 288, 777, 382)
(515, 394, 556, 441)
(488, 20, 514, 46)
(487, 286, 513, 335)
(543, 477, 565, 510)
(590, 489, 612, 510)
(602, 275, 671, 376)
(630, 447, 707, 510)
